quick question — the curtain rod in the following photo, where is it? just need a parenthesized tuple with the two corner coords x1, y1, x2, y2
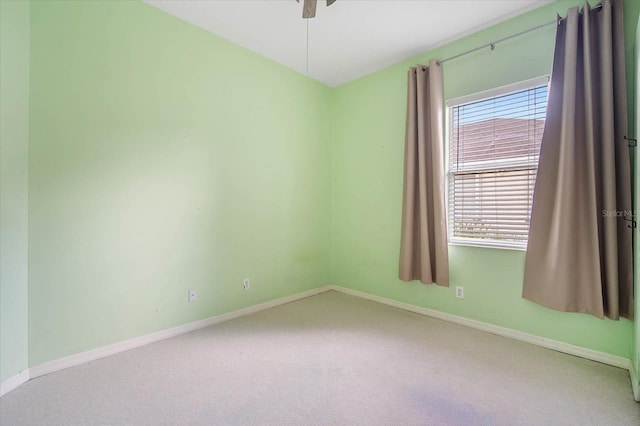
(437, 2, 604, 66)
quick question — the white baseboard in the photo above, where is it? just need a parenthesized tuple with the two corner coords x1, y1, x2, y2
(29, 286, 330, 381)
(5, 284, 636, 400)
(0, 369, 29, 397)
(631, 362, 639, 401)
(328, 285, 632, 371)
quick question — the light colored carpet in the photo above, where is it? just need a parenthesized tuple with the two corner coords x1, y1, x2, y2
(1, 290, 638, 425)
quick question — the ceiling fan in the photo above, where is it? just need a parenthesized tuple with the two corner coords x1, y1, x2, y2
(296, 0, 337, 19)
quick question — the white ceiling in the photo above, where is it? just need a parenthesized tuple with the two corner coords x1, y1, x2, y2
(145, 0, 552, 87)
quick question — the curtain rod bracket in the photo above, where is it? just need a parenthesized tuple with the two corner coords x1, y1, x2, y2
(624, 136, 636, 147)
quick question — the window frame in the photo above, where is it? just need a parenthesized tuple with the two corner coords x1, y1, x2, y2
(445, 76, 549, 251)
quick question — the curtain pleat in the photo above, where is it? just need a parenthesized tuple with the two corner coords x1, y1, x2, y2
(399, 59, 449, 286)
(523, 0, 633, 320)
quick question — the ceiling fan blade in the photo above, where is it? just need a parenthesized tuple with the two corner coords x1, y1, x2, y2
(302, 0, 317, 18)
(327, 0, 337, 6)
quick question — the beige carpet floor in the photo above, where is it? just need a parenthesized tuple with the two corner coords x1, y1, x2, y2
(1, 290, 638, 425)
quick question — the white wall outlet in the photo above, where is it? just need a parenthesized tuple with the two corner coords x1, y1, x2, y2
(188, 289, 197, 303)
(455, 286, 464, 299)
(242, 278, 250, 290)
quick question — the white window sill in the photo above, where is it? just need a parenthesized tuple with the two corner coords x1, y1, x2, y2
(448, 239, 527, 251)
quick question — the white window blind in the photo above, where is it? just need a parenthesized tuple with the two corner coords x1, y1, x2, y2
(448, 80, 548, 249)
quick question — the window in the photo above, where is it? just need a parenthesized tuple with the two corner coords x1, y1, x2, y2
(447, 78, 548, 249)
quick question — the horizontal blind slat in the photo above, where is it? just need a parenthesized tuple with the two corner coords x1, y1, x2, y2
(448, 82, 547, 247)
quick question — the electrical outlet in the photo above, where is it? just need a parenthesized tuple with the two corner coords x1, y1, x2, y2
(188, 289, 197, 303)
(455, 286, 464, 299)
(242, 278, 250, 290)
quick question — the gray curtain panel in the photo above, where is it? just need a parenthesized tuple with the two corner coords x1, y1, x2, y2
(523, 0, 633, 320)
(399, 59, 449, 286)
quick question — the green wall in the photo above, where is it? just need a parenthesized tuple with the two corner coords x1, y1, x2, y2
(0, 0, 30, 382)
(331, 0, 640, 358)
(2, 0, 638, 380)
(28, 0, 331, 365)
